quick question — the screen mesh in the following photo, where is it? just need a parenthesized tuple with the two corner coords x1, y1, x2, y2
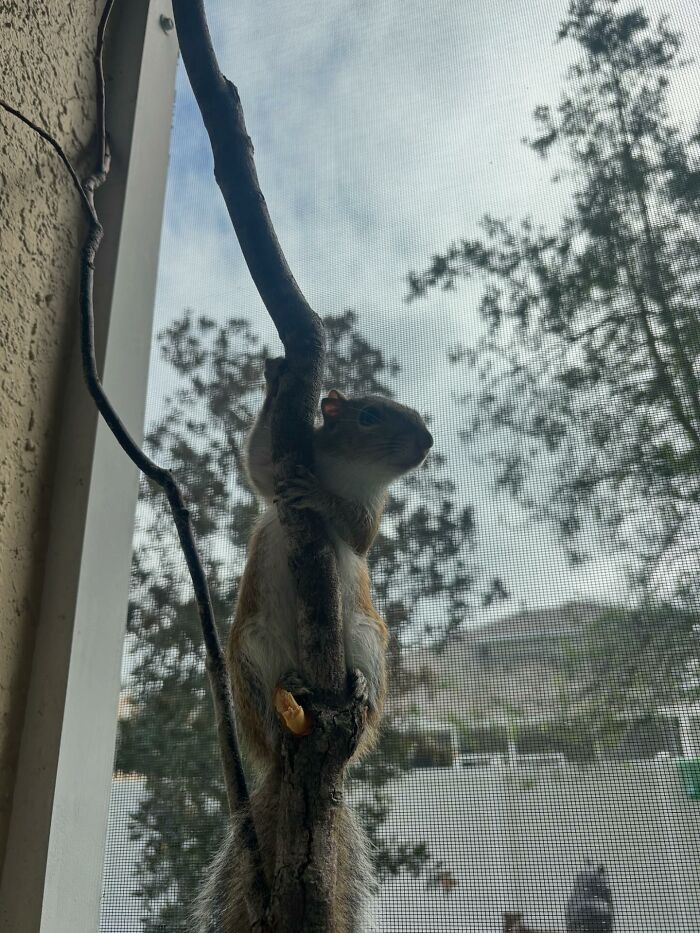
(100, 1, 700, 930)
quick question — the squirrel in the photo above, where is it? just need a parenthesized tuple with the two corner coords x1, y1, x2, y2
(194, 357, 433, 933)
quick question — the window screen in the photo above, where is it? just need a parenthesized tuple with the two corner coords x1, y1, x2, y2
(100, 1, 700, 931)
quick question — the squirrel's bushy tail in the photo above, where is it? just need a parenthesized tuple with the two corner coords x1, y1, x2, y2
(192, 770, 378, 933)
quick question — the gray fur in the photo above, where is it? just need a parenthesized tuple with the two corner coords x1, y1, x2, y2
(193, 772, 378, 932)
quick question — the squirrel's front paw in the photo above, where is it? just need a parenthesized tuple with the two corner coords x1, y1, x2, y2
(275, 466, 324, 512)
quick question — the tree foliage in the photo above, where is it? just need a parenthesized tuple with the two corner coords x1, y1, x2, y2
(116, 309, 491, 929)
(409, 0, 700, 603)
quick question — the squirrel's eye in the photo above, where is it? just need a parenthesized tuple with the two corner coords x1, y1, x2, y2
(358, 406, 382, 428)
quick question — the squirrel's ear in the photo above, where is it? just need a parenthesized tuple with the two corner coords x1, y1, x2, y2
(321, 390, 346, 422)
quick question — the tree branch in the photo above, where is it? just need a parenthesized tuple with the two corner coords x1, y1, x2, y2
(619, 251, 700, 456)
(609, 65, 700, 437)
(0, 102, 93, 216)
(169, 1, 324, 354)
(171, 2, 363, 932)
(171, 0, 346, 694)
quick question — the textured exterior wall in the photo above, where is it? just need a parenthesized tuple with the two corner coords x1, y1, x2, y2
(0, 1, 101, 867)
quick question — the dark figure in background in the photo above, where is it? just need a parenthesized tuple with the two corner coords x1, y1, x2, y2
(503, 912, 558, 933)
(566, 864, 613, 933)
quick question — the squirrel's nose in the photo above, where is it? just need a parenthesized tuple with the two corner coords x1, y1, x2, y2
(421, 429, 434, 451)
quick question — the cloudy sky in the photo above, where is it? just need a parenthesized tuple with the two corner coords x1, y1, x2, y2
(144, 0, 700, 617)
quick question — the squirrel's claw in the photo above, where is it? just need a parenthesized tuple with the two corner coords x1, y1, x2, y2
(274, 686, 312, 737)
(348, 668, 370, 706)
(275, 466, 322, 511)
(348, 668, 370, 738)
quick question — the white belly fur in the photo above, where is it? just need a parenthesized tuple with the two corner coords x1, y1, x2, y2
(240, 507, 384, 709)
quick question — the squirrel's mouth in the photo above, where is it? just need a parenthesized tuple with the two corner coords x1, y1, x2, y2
(398, 449, 430, 471)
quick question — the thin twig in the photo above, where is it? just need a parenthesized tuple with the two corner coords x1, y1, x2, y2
(0, 102, 92, 217)
(1, 0, 269, 920)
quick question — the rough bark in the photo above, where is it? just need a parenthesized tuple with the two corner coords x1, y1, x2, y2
(171, 2, 367, 932)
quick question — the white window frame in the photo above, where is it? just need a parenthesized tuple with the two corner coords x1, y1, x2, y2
(0, 3, 178, 930)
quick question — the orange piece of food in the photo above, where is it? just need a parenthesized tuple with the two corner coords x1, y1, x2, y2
(274, 687, 312, 736)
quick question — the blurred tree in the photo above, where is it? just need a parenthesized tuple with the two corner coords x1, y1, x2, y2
(572, 601, 699, 751)
(116, 309, 494, 930)
(409, 0, 700, 617)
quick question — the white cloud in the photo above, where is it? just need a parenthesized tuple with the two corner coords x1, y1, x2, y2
(145, 0, 700, 611)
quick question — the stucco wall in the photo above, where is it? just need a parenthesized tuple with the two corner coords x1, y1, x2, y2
(0, 1, 101, 866)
